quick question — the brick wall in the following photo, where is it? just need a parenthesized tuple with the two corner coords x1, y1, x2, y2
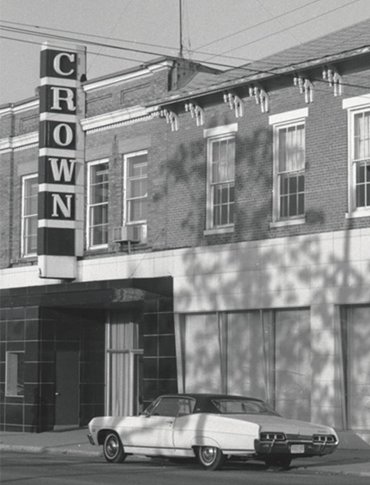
(1, 61, 369, 270)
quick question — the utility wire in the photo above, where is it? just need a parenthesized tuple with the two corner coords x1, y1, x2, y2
(0, 34, 143, 64)
(1, 12, 370, 96)
(202, 0, 363, 62)
(2, 32, 369, 100)
(1, 28, 370, 95)
(1, 0, 363, 69)
(196, 0, 324, 50)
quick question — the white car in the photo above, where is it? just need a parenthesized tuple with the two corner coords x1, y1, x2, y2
(87, 393, 339, 470)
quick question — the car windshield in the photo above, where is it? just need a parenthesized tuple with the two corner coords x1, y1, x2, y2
(211, 398, 279, 415)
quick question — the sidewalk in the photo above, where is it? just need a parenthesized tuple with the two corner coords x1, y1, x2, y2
(0, 428, 370, 477)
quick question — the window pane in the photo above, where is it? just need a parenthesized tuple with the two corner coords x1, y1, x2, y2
(211, 138, 235, 183)
(90, 184, 108, 204)
(298, 174, 305, 192)
(91, 225, 108, 246)
(279, 173, 305, 218)
(22, 176, 38, 256)
(298, 193, 305, 214)
(227, 312, 265, 397)
(289, 176, 297, 193)
(346, 307, 370, 429)
(275, 310, 311, 420)
(128, 179, 147, 199)
(357, 164, 365, 183)
(90, 205, 108, 225)
(183, 314, 221, 392)
(128, 154, 148, 177)
(88, 161, 109, 247)
(212, 183, 234, 226)
(356, 184, 365, 207)
(6, 352, 24, 397)
(354, 112, 370, 160)
(126, 153, 148, 223)
(129, 199, 147, 221)
(289, 194, 297, 216)
(209, 136, 235, 228)
(279, 125, 305, 172)
(280, 196, 288, 218)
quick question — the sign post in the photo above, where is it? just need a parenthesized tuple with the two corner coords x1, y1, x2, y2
(38, 43, 85, 279)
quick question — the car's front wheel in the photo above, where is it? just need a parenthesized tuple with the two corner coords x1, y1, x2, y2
(196, 446, 224, 470)
(103, 432, 126, 463)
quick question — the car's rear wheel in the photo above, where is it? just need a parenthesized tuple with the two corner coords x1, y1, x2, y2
(197, 446, 224, 470)
(103, 432, 126, 463)
(264, 455, 292, 470)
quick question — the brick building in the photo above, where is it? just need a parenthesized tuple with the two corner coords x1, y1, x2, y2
(0, 19, 369, 442)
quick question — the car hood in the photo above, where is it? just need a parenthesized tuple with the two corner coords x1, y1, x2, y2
(222, 414, 335, 435)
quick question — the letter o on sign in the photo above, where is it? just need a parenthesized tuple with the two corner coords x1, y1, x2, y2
(53, 123, 74, 147)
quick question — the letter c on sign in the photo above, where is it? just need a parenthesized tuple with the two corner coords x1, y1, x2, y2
(53, 52, 75, 77)
(53, 123, 74, 147)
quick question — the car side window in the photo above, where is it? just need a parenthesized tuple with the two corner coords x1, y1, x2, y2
(151, 397, 179, 417)
(177, 398, 195, 416)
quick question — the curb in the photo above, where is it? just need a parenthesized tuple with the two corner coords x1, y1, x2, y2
(0, 444, 101, 457)
(295, 467, 370, 478)
(2, 444, 370, 477)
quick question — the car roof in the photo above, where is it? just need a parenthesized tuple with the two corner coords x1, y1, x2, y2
(156, 393, 264, 402)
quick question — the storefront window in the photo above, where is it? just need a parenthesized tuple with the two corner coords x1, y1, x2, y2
(340, 305, 370, 430)
(177, 308, 311, 420)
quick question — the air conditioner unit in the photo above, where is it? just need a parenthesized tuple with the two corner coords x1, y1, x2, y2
(113, 225, 147, 244)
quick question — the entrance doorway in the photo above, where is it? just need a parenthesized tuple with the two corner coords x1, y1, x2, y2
(55, 349, 80, 427)
(106, 313, 143, 416)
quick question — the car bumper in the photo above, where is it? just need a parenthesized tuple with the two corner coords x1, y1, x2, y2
(87, 433, 96, 446)
(254, 439, 338, 457)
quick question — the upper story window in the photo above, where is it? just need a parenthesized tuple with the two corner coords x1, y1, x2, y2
(21, 174, 38, 257)
(87, 159, 109, 249)
(204, 124, 237, 234)
(353, 110, 370, 208)
(269, 108, 308, 227)
(124, 151, 148, 225)
(343, 95, 370, 217)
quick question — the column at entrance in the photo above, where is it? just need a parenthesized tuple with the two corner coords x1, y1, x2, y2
(105, 312, 143, 416)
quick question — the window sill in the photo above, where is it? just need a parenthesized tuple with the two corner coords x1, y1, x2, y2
(269, 217, 305, 229)
(345, 210, 370, 219)
(86, 244, 109, 251)
(204, 225, 234, 236)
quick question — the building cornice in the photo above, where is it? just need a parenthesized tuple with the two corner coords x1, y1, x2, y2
(0, 132, 39, 153)
(81, 105, 160, 133)
(83, 61, 172, 93)
(0, 99, 39, 117)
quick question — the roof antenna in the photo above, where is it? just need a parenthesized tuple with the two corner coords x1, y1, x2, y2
(179, 0, 184, 58)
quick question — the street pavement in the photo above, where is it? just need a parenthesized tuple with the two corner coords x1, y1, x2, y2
(0, 428, 369, 478)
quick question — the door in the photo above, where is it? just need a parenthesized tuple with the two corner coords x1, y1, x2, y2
(55, 349, 80, 427)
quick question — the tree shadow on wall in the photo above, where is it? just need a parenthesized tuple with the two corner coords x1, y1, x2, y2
(154, 124, 370, 429)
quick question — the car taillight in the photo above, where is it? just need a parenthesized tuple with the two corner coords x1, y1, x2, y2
(313, 434, 337, 444)
(260, 432, 286, 441)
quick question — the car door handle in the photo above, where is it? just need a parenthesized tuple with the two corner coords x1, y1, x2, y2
(166, 420, 174, 425)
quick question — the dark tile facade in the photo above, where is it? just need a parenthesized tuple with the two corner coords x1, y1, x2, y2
(0, 277, 175, 431)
